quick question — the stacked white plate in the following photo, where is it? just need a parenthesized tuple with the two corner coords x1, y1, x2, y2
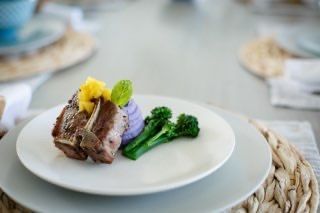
(0, 95, 271, 212)
(276, 25, 320, 58)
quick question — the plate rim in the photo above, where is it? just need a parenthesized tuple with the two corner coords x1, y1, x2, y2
(16, 95, 236, 196)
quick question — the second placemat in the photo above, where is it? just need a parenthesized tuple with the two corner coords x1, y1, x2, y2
(239, 37, 296, 79)
(0, 29, 96, 82)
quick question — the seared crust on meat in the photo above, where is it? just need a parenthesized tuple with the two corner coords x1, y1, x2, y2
(79, 98, 128, 163)
(52, 94, 128, 163)
(52, 93, 89, 160)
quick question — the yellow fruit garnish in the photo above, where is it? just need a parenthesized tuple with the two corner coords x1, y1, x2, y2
(102, 88, 111, 101)
(79, 101, 94, 114)
(78, 77, 111, 114)
(80, 77, 105, 100)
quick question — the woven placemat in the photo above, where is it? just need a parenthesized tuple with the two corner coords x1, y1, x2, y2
(232, 120, 319, 213)
(0, 29, 96, 82)
(239, 37, 296, 79)
(0, 120, 319, 213)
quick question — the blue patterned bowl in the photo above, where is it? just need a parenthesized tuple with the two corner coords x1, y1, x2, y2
(0, 0, 37, 42)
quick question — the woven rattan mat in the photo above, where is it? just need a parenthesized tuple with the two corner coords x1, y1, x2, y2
(239, 37, 296, 79)
(231, 121, 319, 213)
(0, 29, 96, 82)
(0, 121, 319, 213)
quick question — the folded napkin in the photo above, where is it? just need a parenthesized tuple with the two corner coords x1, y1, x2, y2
(0, 74, 50, 137)
(285, 59, 320, 93)
(0, 84, 31, 131)
(268, 59, 320, 110)
(269, 78, 320, 110)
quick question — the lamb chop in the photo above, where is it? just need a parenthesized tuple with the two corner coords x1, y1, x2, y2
(52, 93, 129, 163)
(52, 93, 89, 160)
(79, 98, 129, 163)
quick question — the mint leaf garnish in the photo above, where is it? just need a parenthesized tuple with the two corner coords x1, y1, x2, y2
(111, 80, 133, 107)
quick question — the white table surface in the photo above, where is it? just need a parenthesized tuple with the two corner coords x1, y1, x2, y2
(30, 0, 320, 147)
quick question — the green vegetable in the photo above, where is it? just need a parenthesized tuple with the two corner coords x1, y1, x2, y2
(174, 113, 200, 138)
(123, 113, 200, 160)
(123, 106, 172, 153)
(111, 80, 133, 107)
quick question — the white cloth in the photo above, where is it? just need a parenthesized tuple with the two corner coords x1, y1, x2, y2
(0, 84, 31, 130)
(0, 74, 50, 130)
(269, 59, 320, 110)
(285, 59, 320, 92)
(268, 78, 320, 110)
(263, 121, 320, 191)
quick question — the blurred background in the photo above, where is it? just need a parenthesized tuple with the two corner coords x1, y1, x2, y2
(0, 0, 320, 142)
(1, 1, 320, 212)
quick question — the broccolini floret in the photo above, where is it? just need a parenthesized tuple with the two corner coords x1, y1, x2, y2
(123, 106, 172, 153)
(123, 114, 200, 160)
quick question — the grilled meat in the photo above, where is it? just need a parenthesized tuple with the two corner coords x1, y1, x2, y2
(79, 98, 128, 163)
(52, 94, 128, 164)
(52, 93, 89, 160)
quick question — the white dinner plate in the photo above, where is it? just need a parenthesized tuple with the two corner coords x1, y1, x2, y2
(16, 95, 235, 195)
(276, 27, 316, 58)
(0, 103, 271, 212)
(297, 32, 320, 56)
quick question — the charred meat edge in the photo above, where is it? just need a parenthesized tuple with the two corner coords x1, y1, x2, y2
(52, 94, 88, 160)
(79, 98, 129, 163)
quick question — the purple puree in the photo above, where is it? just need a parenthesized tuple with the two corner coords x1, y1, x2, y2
(121, 99, 144, 145)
